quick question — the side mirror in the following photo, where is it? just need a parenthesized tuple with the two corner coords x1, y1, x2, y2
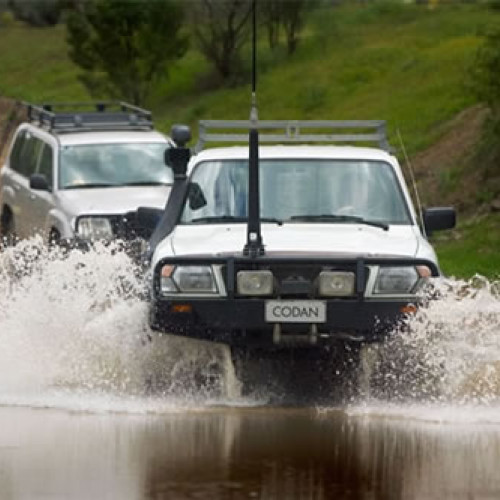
(136, 207, 163, 233)
(423, 207, 456, 235)
(188, 182, 207, 210)
(30, 173, 51, 191)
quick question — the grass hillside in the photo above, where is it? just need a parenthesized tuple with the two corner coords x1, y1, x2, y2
(0, 2, 498, 278)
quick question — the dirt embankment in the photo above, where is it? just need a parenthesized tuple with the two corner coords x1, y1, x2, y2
(411, 105, 499, 213)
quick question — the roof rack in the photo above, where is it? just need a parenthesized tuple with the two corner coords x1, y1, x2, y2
(194, 119, 391, 153)
(22, 101, 153, 132)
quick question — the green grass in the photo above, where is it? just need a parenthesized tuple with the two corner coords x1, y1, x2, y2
(0, 3, 495, 149)
(0, 23, 87, 101)
(433, 213, 500, 280)
(1, 3, 492, 147)
(0, 2, 498, 279)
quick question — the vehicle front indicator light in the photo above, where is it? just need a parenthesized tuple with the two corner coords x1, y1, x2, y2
(416, 265, 432, 278)
(237, 270, 274, 296)
(318, 271, 355, 297)
(160, 265, 178, 294)
(400, 304, 418, 314)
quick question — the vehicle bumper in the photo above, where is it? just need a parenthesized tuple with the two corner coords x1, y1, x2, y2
(150, 297, 416, 347)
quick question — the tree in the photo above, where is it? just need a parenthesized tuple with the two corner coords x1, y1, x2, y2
(473, 27, 500, 124)
(261, 0, 281, 50)
(281, 0, 313, 54)
(261, 0, 314, 54)
(471, 26, 500, 182)
(7, 0, 62, 27)
(65, 0, 188, 106)
(191, 0, 253, 82)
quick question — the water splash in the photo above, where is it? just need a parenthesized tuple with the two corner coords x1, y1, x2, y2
(2, 238, 500, 413)
(359, 275, 500, 406)
(0, 238, 241, 411)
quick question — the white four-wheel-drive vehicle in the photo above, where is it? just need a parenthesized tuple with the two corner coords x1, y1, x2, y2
(0, 102, 174, 247)
(139, 120, 456, 398)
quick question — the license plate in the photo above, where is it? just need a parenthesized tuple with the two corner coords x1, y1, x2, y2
(265, 300, 326, 323)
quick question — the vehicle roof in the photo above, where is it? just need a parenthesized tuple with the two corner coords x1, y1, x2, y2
(189, 145, 397, 168)
(22, 124, 171, 146)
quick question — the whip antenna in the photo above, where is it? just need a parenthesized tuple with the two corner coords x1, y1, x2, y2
(243, 0, 264, 257)
(396, 128, 426, 237)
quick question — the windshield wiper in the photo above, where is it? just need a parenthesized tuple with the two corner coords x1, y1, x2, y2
(63, 183, 116, 189)
(118, 181, 171, 187)
(290, 214, 389, 231)
(189, 216, 283, 225)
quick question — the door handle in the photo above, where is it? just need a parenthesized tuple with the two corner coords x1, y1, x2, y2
(13, 184, 21, 191)
(29, 194, 36, 200)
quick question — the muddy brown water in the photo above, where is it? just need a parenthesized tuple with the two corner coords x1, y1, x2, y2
(1, 404, 500, 500)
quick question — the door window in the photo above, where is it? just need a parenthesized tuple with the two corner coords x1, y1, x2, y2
(9, 129, 27, 172)
(15, 132, 44, 178)
(38, 144, 54, 187)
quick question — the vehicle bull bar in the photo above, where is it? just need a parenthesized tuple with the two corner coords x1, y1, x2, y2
(153, 255, 439, 300)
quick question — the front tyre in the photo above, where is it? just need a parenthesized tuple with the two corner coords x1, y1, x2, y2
(230, 343, 360, 405)
(0, 208, 16, 248)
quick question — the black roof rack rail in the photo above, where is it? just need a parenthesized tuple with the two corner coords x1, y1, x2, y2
(21, 101, 154, 132)
(194, 119, 391, 153)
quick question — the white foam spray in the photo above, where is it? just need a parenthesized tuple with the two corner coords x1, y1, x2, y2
(0, 238, 242, 412)
(2, 238, 499, 417)
(355, 275, 500, 422)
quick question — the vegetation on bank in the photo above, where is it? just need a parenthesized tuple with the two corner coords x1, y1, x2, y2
(431, 214, 499, 279)
(0, 1, 498, 279)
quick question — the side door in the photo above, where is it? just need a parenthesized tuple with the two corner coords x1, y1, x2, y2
(11, 130, 44, 238)
(2, 128, 29, 238)
(1, 128, 26, 233)
(28, 140, 56, 239)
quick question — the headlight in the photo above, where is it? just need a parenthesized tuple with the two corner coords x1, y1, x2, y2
(318, 271, 355, 297)
(237, 270, 274, 296)
(77, 217, 113, 240)
(159, 265, 217, 295)
(374, 266, 419, 294)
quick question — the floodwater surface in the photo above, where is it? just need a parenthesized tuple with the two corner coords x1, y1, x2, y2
(2, 404, 500, 500)
(0, 240, 499, 499)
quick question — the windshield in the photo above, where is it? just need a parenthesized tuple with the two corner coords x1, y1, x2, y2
(180, 159, 412, 225)
(59, 143, 172, 189)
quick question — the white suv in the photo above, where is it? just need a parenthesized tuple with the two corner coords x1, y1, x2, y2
(0, 102, 173, 246)
(139, 120, 456, 397)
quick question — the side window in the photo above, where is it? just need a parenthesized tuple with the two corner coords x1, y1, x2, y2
(9, 129, 26, 172)
(38, 144, 54, 187)
(17, 133, 43, 178)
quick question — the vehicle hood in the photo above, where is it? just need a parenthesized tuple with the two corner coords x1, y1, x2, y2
(165, 223, 420, 259)
(56, 185, 171, 218)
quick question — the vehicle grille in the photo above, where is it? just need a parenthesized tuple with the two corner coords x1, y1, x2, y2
(223, 262, 369, 299)
(107, 213, 151, 241)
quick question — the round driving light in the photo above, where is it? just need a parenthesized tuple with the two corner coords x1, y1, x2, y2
(318, 271, 355, 297)
(237, 270, 274, 296)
